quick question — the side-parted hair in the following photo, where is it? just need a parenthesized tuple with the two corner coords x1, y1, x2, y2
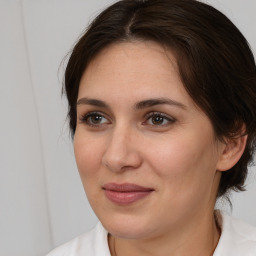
(64, 0, 256, 198)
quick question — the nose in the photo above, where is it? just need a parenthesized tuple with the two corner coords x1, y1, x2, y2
(102, 125, 142, 172)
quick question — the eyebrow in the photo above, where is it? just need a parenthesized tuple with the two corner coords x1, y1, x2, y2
(134, 98, 187, 110)
(77, 98, 109, 108)
(76, 97, 187, 110)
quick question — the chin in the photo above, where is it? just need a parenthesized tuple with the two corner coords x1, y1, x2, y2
(98, 212, 156, 239)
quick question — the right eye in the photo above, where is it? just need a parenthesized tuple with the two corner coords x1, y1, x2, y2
(79, 112, 110, 127)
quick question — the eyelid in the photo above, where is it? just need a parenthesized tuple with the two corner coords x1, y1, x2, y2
(144, 111, 175, 120)
(79, 111, 111, 126)
(143, 111, 176, 126)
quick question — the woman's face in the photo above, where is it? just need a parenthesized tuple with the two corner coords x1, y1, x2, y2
(74, 41, 224, 239)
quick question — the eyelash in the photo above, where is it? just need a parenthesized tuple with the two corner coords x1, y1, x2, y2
(79, 111, 176, 128)
(79, 111, 110, 127)
(143, 112, 176, 127)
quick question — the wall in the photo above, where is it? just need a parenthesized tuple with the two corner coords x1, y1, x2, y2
(0, 0, 255, 255)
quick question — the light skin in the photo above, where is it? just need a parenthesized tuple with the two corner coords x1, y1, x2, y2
(74, 41, 247, 256)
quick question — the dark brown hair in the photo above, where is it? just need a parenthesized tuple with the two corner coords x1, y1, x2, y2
(64, 0, 256, 197)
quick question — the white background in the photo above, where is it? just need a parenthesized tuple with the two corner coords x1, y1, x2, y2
(0, 0, 255, 255)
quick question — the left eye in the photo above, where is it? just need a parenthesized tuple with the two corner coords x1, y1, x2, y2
(145, 113, 175, 126)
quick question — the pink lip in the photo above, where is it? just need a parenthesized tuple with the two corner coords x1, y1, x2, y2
(103, 183, 154, 205)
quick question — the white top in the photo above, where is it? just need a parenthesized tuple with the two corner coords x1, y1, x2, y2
(47, 211, 256, 256)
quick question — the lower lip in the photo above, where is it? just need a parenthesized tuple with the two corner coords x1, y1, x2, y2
(104, 190, 153, 205)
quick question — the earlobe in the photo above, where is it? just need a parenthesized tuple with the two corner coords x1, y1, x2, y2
(216, 134, 248, 172)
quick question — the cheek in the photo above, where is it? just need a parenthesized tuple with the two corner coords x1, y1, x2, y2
(145, 133, 219, 220)
(145, 131, 218, 192)
(74, 132, 105, 179)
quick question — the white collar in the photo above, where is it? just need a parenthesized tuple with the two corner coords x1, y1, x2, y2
(213, 210, 256, 255)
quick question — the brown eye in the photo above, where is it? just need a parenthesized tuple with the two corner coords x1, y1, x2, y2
(80, 112, 109, 127)
(90, 114, 103, 124)
(151, 115, 165, 125)
(144, 112, 175, 127)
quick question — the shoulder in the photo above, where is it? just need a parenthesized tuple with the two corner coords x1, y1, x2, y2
(46, 222, 111, 256)
(214, 210, 256, 256)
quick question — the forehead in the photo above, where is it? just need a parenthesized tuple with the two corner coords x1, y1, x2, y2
(83, 41, 178, 77)
(78, 41, 193, 108)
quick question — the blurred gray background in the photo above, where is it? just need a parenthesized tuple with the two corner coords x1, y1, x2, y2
(0, 0, 255, 255)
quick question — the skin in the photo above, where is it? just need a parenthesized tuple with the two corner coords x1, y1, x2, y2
(74, 41, 246, 256)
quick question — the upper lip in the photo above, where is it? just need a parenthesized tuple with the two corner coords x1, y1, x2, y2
(103, 183, 154, 192)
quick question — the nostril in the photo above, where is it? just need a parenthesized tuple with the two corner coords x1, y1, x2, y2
(102, 148, 142, 172)
(101, 129, 143, 172)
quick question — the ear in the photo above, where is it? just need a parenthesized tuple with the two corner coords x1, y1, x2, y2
(216, 134, 247, 172)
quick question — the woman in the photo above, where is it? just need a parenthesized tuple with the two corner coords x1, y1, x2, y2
(47, 0, 256, 255)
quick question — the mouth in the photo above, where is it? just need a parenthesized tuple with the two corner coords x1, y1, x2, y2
(103, 183, 154, 205)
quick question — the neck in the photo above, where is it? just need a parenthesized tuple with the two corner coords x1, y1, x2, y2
(108, 210, 221, 256)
